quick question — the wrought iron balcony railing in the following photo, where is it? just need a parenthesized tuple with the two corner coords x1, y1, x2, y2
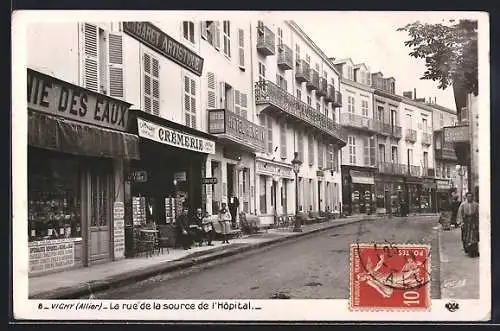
(277, 43, 293, 70)
(333, 90, 343, 107)
(316, 77, 327, 96)
(295, 60, 310, 83)
(307, 69, 320, 90)
(256, 23, 275, 56)
(422, 167, 435, 177)
(378, 162, 407, 175)
(325, 84, 335, 102)
(254, 80, 347, 144)
(405, 129, 417, 143)
(340, 113, 380, 132)
(379, 123, 402, 139)
(422, 132, 432, 146)
(408, 165, 421, 177)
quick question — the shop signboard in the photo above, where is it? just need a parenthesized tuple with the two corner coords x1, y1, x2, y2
(131, 170, 147, 183)
(29, 238, 76, 274)
(123, 22, 204, 76)
(256, 159, 294, 179)
(443, 125, 470, 143)
(113, 201, 125, 259)
(27, 68, 131, 132)
(202, 177, 218, 185)
(137, 118, 215, 154)
(208, 109, 266, 152)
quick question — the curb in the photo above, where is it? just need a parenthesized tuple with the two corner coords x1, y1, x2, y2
(31, 218, 366, 299)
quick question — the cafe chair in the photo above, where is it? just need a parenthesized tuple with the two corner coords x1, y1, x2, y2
(157, 224, 170, 254)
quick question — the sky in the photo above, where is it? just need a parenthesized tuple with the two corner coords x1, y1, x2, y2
(290, 11, 480, 110)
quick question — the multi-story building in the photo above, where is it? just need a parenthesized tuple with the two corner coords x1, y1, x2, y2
(334, 59, 378, 215)
(252, 20, 346, 225)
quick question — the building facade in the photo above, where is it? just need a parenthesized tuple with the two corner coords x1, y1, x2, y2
(252, 20, 346, 225)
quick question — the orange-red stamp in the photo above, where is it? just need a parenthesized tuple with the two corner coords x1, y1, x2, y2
(350, 242, 431, 311)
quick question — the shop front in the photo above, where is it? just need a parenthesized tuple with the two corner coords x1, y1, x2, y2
(404, 178, 424, 214)
(421, 179, 437, 213)
(255, 157, 295, 226)
(207, 109, 266, 220)
(374, 176, 405, 215)
(436, 179, 452, 211)
(341, 167, 376, 215)
(125, 110, 216, 249)
(27, 69, 139, 276)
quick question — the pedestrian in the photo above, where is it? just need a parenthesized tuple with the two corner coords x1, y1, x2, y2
(190, 208, 205, 247)
(218, 202, 232, 244)
(202, 210, 215, 246)
(228, 195, 240, 229)
(450, 189, 461, 228)
(176, 202, 192, 250)
(457, 192, 479, 257)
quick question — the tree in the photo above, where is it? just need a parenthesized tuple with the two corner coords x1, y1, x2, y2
(397, 19, 478, 96)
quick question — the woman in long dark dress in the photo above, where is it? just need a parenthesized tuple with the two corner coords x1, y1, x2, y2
(457, 192, 479, 257)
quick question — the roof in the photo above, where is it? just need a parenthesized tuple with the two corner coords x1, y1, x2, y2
(424, 102, 457, 114)
(354, 63, 368, 70)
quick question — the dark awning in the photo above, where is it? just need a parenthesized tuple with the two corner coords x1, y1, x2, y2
(28, 110, 140, 160)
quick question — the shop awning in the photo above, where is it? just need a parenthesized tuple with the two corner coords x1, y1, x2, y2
(350, 170, 375, 185)
(28, 110, 140, 160)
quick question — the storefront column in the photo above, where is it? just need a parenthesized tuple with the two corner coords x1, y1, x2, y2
(81, 169, 90, 267)
(276, 179, 283, 215)
(221, 160, 228, 204)
(266, 176, 273, 214)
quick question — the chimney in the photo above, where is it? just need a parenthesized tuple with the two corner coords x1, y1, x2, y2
(413, 88, 416, 100)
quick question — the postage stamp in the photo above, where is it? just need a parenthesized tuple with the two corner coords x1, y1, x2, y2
(350, 242, 431, 311)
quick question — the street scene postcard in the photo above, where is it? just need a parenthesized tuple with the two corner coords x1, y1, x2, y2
(11, 10, 490, 322)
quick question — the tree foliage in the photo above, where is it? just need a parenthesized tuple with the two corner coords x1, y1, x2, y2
(397, 19, 478, 96)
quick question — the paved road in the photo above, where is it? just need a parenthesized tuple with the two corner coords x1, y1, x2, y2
(93, 216, 441, 299)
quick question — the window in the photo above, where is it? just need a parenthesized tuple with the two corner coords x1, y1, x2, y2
(295, 44, 301, 63)
(317, 140, 324, 168)
(306, 54, 310, 64)
(316, 102, 321, 112)
(307, 96, 311, 106)
(347, 96, 355, 114)
(423, 151, 429, 169)
(234, 90, 241, 116)
(298, 130, 304, 162)
(377, 106, 384, 122)
(203, 21, 220, 50)
(277, 27, 283, 47)
(446, 165, 451, 178)
(280, 120, 287, 159)
(238, 28, 245, 68)
(391, 109, 397, 128)
(82, 23, 124, 99)
(260, 115, 273, 154)
(223, 21, 231, 58)
(259, 175, 267, 214)
(440, 113, 444, 127)
(406, 114, 412, 129)
(276, 74, 287, 91)
(364, 137, 375, 166)
(348, 136, 356, 164)
(258, 62, 266, 81)
(391, 146, 398, 163)
(184, 75, 197, 128)
(422, 118, 428, 132)
(183, 21, 195, 43)
(296, 89, 302, 101)
(239, 92, 248, 119)
(361, 99, 369, 117)
(379, 144, 386, 163)
(143, 52, 160, 115)
(407, 148, 413, 165)
(308, 135, 314, 166)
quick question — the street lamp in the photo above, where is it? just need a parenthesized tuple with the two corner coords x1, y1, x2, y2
(292, 152, 303, 232)
(455, 165, 465, 201)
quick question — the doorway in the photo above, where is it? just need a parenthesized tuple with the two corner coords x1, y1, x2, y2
(317, 181, 322, 212)
(282, 180, 287, 215)
(227, 163, 235, 198)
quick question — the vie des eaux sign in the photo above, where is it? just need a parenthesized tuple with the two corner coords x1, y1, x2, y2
(27, 68, 131, 132)
(123, 21, 204, 77)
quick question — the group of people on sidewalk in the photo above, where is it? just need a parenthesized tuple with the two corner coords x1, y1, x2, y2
(439, 188, 480, 258)
(175, 200, 238, 250)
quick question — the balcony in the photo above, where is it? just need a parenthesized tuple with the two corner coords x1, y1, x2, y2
(340, 113, 380, 133)
(256, 23, 275, 56)
(295, 60, 310, 83)
(306, 69, 320, 90)
(422, 132, 432, 146)
(254, 80, 347, 145)
(316, 77, 327, 97)
(325, 84, 335, 102)
(405, 129, 417, 143)
(378, 162, 406, 176)
(379, 123, 402, 139)
(422, 167, 435, 177)
(408, 165, 421, 177)
(333, 90, 343, 107)
(277, 43, 293, 70)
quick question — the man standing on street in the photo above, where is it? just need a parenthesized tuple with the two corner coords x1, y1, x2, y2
(228, 195, 240, 229)
(457, 192, 480, 257)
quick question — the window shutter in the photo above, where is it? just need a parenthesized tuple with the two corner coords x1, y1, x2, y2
(184, 77, 191, 126)
(240, 93, 248, 119)
(214, 21, 221, 50)
(238, 28, 245, 68)
(152, 57, 160, 115)
(267, 117, 273, 154)
(308, 135, 314, 166)
(191, 78, 197, 128)
(219, 81, 226, 109)
(284, 79, 288, 92)
(83, 23, 99, 92)
(317, 140, 323, 168)
(108, 33, 124, 99)
(327, 144, 333, 170)
(234, 90, 240, 116)
(364, 138, 369, 166)
(201, 21, 207, 40)
(276, 74, 280, 86)
(143, 53, 152, 113)
(280, 121, 286, 159)
(298, 130, 304, 162)
(207, 72, 217, 109)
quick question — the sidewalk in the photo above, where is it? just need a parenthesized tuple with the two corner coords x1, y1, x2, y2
(438, 225, 480, 299)
(29, 216, 369, 299)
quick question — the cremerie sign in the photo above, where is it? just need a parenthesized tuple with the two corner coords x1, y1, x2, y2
(27, 68, 131, 132)
(137, 118, 215, 154)
(123, 21, 204, 77)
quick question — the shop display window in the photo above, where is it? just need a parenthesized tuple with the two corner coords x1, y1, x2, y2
(28, 148, 81, 242)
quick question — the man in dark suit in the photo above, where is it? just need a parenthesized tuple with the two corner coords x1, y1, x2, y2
(176, 203, 192, 250)
(228, 195, 240, 229)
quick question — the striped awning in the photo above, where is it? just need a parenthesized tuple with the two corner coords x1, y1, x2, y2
(28, 110, 140, 160)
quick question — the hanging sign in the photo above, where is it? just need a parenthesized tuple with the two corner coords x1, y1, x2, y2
(202, 177, 218, 185)
(113, 201, 125, 259)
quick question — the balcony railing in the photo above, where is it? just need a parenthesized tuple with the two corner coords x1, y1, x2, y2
(295, 60, 310, 83)
(316, 77, 327, 97)
(408, 165, 421, 177)
(333, 90, 343, 107)
(340, 113, 380, 132)
(405, 129, 417, 143)
(325, 84, 335, 102)
(307, 69, 320, 90)
(378, 162, 407, 175)
(379, 123, 402, 139)
(422, 132, 432, 146)
(255, 80, 347, 144)
(422, 167, 435, 177)
(277, 43, 293, 70)
(256, 24, 275, 56)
